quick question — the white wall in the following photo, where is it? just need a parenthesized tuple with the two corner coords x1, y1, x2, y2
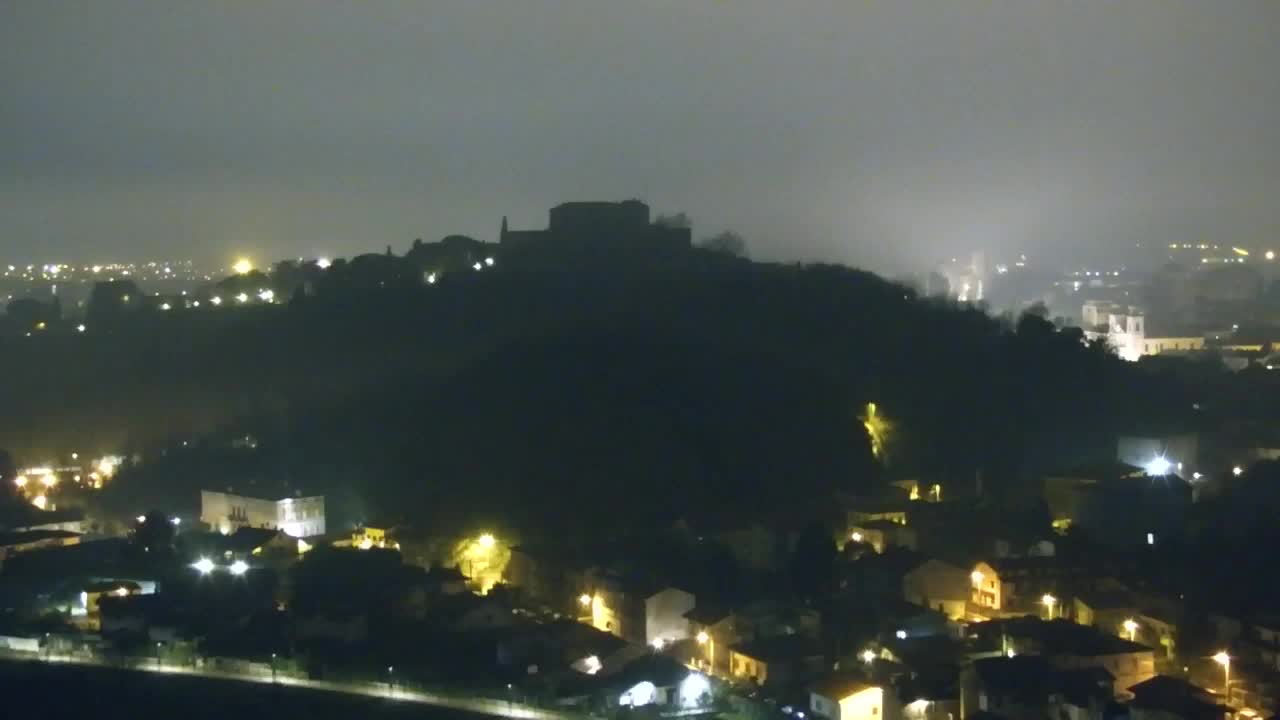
(645, 588, 696, 645)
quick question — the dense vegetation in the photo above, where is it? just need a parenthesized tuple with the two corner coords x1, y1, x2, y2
(0, 245, 1198, 535)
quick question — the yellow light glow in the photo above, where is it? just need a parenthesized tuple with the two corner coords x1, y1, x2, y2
(32, 495, 48, 510)
(14, 475, 27, 488)
(579, 593, 592, 607)
(1123, 618, 1139, 640)
(1268, 251, 1276, 261)
(114, 587, 129, 597)
(233, 258, 253, 275)
(851, 531, 863, 543)
(40, 474, 57, 488)
(861, 402, 893, 461)
(862, 649, 876, 664)
(1232, 247, 1250, 257)
(97, 458, 117, 477)
(971, 570, 984, 585)
(696, 631, 709, 645)
(478, 533, 495, 549)
(1213, 651, 1230, 667)
(359, 537, 373, 550)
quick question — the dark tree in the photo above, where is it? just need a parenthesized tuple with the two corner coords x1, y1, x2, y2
(699, 230, 747, 258)
(789, 522, 837, 600)
(131, 510, 177, 555)
(0, 448, 16, 504)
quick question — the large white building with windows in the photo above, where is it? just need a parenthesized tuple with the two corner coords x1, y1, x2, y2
(200, 490, 325, 538)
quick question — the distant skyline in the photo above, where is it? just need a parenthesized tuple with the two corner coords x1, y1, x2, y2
(4, 1, 1279, 274)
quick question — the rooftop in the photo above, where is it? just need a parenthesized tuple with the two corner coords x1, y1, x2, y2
(730, 634, 823, 663)
(972, 618, 1149, 657)
(810, 672, 876, 701)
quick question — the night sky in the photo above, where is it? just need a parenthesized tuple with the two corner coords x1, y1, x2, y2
(3, 1, 1279, 272)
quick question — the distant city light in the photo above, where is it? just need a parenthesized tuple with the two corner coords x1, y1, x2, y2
(14, 475, 27, 488)
(136, 515, 147, 523)
(1146, 532, 1156, 546)
(579, 593, 592, 607)
(851, 531, 863, 543)
(170, 517, 181, 526)
(426, 273, 437, 284)
(40, 474, 57, 488)
(192, 557, 215, 574)
(1268, 251, 1276, 261)
(861, 649, 875, 664)
(76, 324, 86, 332)
(160, 303, 171, 311)
(229, 560, 249, 576)
(235, 292, 249, 303)
(210, 296, 222, 306)
(258, 289, 275, 302)
(896, 630, 907, 639)
(1144, 456, 1173, 476)
(232, 258, 253, 275)
(484, 257, 495, 267)
(473, 262, 483, 271)
(1232, 466, 1244, 477)
(316, 257, 332, 269)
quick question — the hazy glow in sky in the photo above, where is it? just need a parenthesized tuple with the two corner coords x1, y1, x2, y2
(3, 1, 1278, 272)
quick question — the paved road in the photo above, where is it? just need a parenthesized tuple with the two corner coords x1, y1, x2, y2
(3, 652, 572, 720)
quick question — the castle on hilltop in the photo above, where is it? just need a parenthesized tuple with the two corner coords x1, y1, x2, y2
(499, 200, 692, 264)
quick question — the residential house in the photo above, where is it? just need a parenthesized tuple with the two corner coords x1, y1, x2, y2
(561, 654, 714, 711)
(850, 520, 918, 554)
(428, 592, 515, 632)
(961, 656, 1113, 720)
(810, 674, 887, 720)
(1127, 675, 1229, 720)
(584, 572, 695, 647)
(903, 558, 971, 620)
(728, 634, 825, 689)
(970, 618, 1156, 696)
(423, 565, 469, 596)
(685, 605, 737, 675)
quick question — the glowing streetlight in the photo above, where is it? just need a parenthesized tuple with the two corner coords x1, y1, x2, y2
(1232, 466, 1244, 477)
(257, 289, 274, 302)
(32, 495, 47, 510)
(851, 531, 863, 543)
(651, 638, 666, 651)
(316, 257, 332, 269)
(232, 258, 253, 275)
(235, 292, 249, 303)
(210, 296, 222, 306)
(478, 533, 495, 550)
(862, 649, 876, 664)
(1122, 618, 1139, 642)
(229, 560, 249, 576)
(40, 474, 57, 488)
(579, 593, 592, 607)
(1041, 593, 1057, 619)
(426, 273, 437, 284)
(1144, 456, 1172, 476)
(14, 475, 27, 488)
(696, 631, 709, 645)
(192, 557, 215, 574)
(484, 257, 495, 267)
(1213, 651, 1231, 700)
(970, 570, 984, 586)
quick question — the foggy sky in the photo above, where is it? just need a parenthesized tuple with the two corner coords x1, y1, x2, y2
(3, 1, 1279, 273)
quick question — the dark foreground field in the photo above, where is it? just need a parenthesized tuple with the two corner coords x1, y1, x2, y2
(0, 659, 487, 720)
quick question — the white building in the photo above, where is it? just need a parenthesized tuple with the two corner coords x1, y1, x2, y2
(1082, 301, 1145, 361)
(200, 490, 325, 537)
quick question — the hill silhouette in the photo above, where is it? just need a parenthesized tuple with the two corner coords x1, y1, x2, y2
(3, 247, 1195, 534)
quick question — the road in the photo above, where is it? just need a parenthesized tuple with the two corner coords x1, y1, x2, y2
(2, 651, 572, 720)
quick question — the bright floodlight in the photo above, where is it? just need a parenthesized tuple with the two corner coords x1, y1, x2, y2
(192, 557, 215, 574)
(258, 289, 274, 302)
(473, 261, 483, 271)
(316, 257, 332, 269)
(1145, 456, 1173, 476)
(232, 258, 253, 275)
(651, 638, 665, 650)
(229, 560, 249, 576)
(478, 533, 495, 549)
(484, 257, 495, 266)
(696, 631, 709, 645)
(210, 296, 222, 306)
(136, 515, 146, 523)
(862, 649, 876, 664)
(1232, 466, 1244, 477)
(579, 593, 592, 607)
(1213, 651, 1230, 666)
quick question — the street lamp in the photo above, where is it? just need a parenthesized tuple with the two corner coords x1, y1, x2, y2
(387, 665, 395, 696)
(191, 557, 215, 574)
(1123, 618, 1139, 642)
(696, 631, 714, 673)
(270, 652, 277, 683)
(1041, 593, 1057, 620)
(579, 593, 592, 608)
(862, 649, 876, 665)
(1213, 651, 1231, 702)
(155, 641, 162, 668)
